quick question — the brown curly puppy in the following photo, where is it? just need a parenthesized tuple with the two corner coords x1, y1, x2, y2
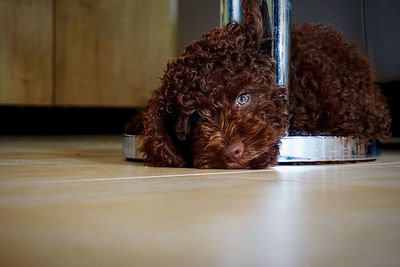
(132, 0, 390, 169)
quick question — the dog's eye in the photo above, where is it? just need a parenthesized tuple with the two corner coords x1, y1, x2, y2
(236, 94, 250, 106)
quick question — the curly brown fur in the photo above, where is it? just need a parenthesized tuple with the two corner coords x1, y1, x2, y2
(132, 0, 390, 169)
(289, 24, 390, 139)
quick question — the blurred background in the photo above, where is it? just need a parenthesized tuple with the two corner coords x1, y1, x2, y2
(0, 0, 399, 136)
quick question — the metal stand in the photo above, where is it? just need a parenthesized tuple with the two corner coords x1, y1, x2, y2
(122, 0, 379, 164)
(123, 135, 380, 163)
(218, 0, 379, 163)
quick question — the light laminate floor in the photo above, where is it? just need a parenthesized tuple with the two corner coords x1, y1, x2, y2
(0, 135, 399, 267)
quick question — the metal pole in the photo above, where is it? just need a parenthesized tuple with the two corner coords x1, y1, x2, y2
(272, 0, 291, 87)
(220, 0, 291, 87)
(220, 0, 243, 26)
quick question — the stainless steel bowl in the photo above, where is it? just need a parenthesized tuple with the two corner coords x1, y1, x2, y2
(278, 136, 379, 163)
(123, 134, 379, 164)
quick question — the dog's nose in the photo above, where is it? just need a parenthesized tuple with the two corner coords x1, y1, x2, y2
(222, 141, 244, 160)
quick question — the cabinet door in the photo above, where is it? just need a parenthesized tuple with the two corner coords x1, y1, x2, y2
(0, 0, 53, 105)
(55, 0, 176, 107)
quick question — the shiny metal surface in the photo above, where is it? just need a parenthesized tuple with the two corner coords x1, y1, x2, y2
(122, 134, 144, 160)
(278, 136, 379, 163)
(272, 0, 291, 86)
(123, 135, 379, 163)
(220, 0, 242, 26)
(221, 0, 291, 86)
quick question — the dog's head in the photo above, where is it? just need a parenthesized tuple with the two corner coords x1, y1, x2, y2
(141, 0, 289, 168)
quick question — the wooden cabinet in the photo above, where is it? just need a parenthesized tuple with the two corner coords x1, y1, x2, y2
(0, 0, 176, 108)
(0, 0, 53, 105)
(55, 0, 176, 107)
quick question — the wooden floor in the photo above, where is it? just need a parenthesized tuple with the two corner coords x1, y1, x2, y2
(0, 135, 399, 267)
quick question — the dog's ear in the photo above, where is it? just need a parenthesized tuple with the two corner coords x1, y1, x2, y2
(174, 112, 194, 142)
(242, 0, 272, 56)
(140, 89, 186, 167)
(174, 94, 198, 142)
